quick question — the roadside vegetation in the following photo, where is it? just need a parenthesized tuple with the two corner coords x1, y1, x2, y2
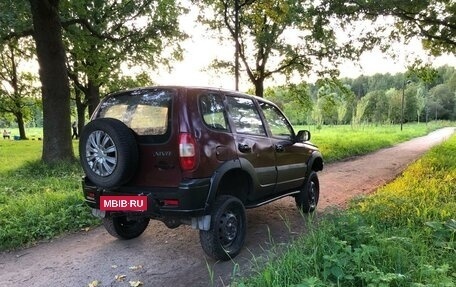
(235, 134, 456, 286)
(0, 122, 452, 251)
(0, 140, 98, 250)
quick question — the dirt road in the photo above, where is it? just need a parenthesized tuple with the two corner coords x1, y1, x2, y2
(1, 127, 454, 287)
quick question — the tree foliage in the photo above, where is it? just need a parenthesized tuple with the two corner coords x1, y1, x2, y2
(324, 0, 456, 55)
(266, 65, 456, 126)
(0, 0, 187, 163)
(196, 0, 368, 97)
(62, 0, 187, 123)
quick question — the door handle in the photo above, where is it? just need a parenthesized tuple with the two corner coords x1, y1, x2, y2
(275, 144, 284, 152)
(238, 143, 252, 153)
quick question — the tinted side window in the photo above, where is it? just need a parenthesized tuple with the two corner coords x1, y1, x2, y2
(199, 93, 229, 131)
(226, 96, 266, 136)
(260, 102, 294, 140)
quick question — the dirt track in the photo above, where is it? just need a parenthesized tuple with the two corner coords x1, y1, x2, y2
(0, 127, 454, 287)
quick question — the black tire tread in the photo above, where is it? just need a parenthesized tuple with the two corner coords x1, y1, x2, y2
(199, 195, 246, 261)
(102, 216, 150, 240)
(295, 171, 320, 213)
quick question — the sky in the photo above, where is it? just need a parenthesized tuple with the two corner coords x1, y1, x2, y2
(152, 37, 456, 91)
(150, 9, 456, 92)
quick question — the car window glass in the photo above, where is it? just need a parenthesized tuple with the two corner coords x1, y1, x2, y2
(199, 93, 228, 130)
(226, 96, 266, 136)
(260, 102, 294, 140)
(98, 89, 172, 136)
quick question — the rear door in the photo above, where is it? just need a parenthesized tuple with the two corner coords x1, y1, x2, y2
(96, 88, 182, 188)
(225, 95, 277, 200)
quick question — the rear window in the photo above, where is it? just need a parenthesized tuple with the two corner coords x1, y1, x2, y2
(96, 89, 173, 141)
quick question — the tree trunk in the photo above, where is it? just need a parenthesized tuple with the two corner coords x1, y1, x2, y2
(87, 80, 100, 117)
(254, 79, 264, 98)
(15, 111, 27, 139)
(29, 0, 74, 163)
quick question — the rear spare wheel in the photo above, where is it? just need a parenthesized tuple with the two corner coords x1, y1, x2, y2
(79, 118, 138, 188)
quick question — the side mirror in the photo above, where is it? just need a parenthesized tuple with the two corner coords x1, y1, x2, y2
(296, 130, 311, 142)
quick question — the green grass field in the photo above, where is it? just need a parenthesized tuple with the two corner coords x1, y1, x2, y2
(235, 133, 456, 286)
(0, 121, 453, 251)
(296, 121, 453, 162)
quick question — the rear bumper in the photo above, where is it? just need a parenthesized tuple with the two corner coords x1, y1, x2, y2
(82, 177, 211, 218)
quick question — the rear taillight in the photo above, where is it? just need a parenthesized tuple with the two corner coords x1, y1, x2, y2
(179, 133, 197, 171)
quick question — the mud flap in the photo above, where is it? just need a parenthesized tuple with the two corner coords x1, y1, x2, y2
(191, 215, 211, 231)
(92, 209, 107, 218)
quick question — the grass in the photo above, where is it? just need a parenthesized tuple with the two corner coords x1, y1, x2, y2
(296, 121, 453, 162)
(0, 140, 99, 250)
(235, 133, 456, 286)
(0, 121, 453, 251)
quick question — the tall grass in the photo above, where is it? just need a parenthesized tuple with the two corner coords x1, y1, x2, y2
(236, 134, 456, 286)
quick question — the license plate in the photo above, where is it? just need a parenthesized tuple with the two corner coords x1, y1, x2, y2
(100, 196, 148, 211)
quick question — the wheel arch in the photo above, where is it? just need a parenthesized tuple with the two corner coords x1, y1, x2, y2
(204, 158, 256, 212)
(307, 151, 323, 174)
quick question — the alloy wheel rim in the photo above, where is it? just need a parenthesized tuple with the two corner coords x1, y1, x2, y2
(85, 130, 117, 176)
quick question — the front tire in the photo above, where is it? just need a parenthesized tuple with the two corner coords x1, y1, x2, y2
(102, 216, 150, 239)
(295, 171, 320, 213)
(199, 195, 246, 261)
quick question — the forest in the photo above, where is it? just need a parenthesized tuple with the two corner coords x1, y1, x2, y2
(264, 65, 456, 126)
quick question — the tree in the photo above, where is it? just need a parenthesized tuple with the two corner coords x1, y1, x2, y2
(350, 75, 369, 99)
(29, 0, 75, 163)
(0, 39, 39, 139)
(1, 0, 78, 162)
(352, 96, 369, 126)
(1, 0, 186, 163)
(264, 83, 313, 124)
(325, 0, 456, 55)
(407, 62, 438, 122)
(415, 85, 426, 123)
(197, 0, 362, 97)
(428, 84, 456, 120)
(364, 90, 389, 124)
(62, 0, 186, 129)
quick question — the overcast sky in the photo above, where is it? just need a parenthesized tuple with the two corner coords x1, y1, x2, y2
(151, 9, 456, 91)
(152, 34, 456, 91)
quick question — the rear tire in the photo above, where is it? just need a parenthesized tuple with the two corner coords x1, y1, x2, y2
(102, 216, 150, 239)
(199, 195, 246, 261)
(295, 171, 319, 213)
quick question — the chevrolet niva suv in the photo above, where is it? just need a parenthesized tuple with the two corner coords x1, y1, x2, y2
(80, 86, 323, 261)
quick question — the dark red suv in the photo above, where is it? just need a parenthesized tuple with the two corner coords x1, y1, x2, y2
(80, 86, 323, 261)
